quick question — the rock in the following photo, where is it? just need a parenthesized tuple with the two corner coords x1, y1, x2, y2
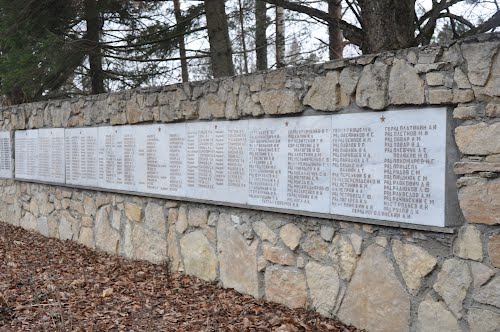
(179, 230, 217, 281)
(125, 203, 142, 222)
(83, 196, 96, 216)
(257, 256, 268, 271)
(339, 66, 361, 107)
(473, 275, 500, 307)
(453, 225, 483, 261)
(320, 225, 335, 242)
(265, 266, 307, 309)
(217, 214, 259, 297)
(433, 258, 472, 318)
(259, 90, 302, 115)
(338, 245, 410, 332)
(428, 88, 453, 104)
(349, 234, 363, 255)
(168, 208, 178, 225)
(280, 223, 302, 250)
(455, 122, 500, 155)
(207, 211, 218, 226)
(198, 93, 225, 119)
(454, 67, 472, 89)
(94, 206, 120, 254)
(132, 222, 167, 263)
(392, 240, 437, 295)
(389, 59, 425, 105)
(356, 62, 389, 110)
(488, 234, 500, 268)
(375, 236, 388, 247)
(330, 234, 358, 280)
(263, 243, 296, 266)
(78, 227, 95, 249)
(20, 212, 37, 231)
(416, 296, 461, 332)
(486, 102, 500, 117)
(167, 224, 183, 271)
(144, 202, 166, 234)
(296, 256, 305, 268)
(461, 41, 499, 86)
(459, 179, 500, 225)
(305, 262, 340, 317)
(470, 261, 495, 288)
(59, 211, 79, 241)
(426, 72, 445, 86)
(252, 221, 277, 244)
(454, 162, 500, 174)
(176, 206, 188, 233)
(453, 105, 477, 120)
(453, 89, 475, 103)
(303, 72, 340, 111)
(467, 308, 500, 332)
(303, 235, 331, 263)
(36, 217, 49, 237)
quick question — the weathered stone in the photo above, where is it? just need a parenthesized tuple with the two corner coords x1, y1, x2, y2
(454, 67, 472, 89)
(144, 202, 166, 235)
(473, 275, 500, 307)
(59, 211, 79, 241)
(179, 230, 217, 281)
(453, 162, 500, 175)
(280, 223, 302, 250)
(83, 196, 96, 216)
(433, 258, 472, 318)
(263, 243, 296, 266)
(320, 225, 335, 242)
(486, 102, 500, 117)
(456, 122, 500, 155)
(125, 202, 142, 222)
(199, 93, 225, 119)
(349, 234, 363, 255)
(265, 266, 307, 309)
(453, 105, 477, 120)
(426, 72, 445, 86)
(257, 256, 268, 272)
(461, 41, 499, 86)
(132, 224, 167, 263)
(78, 227, 95, 249)
(330, 234, 358, 280)
(416, 296, 461, 332)
(36, 217, 49, 237)
(252, 221, 277, 244)
(95, 194, 112, 208)
(453, 225, 483, 261)
(488, 234, 500, 268)
(392, 240, 437, 295)
(207, 211, 218, 226)
(375, 236, 388, 247)
(338, 245, 410, 332)
(187, 207, 208, 227)
(168, 208, 178, 225)
(176, 206, 188, 233)
(356, 62, 389, 110)
(389, 59, 425, 105)
(95, 206, 120, 254)
(459, 179, 500, 225)
(303, 72, 340, 111)
(485, 154, 500, 162)
(301, 233, 329, 261)
(20, 212, 37, 231)
(453, 89, 475, 103)
(217, 214, 259, 297)
(111, 209, 121, 230)
(428, 88, 453, 104)
(339, 66, 361, 107)
(468, 308, 500, 332)
(305, 262, 340, 317)
(259, 90, 302, 115)
(470, 261, 495, 288)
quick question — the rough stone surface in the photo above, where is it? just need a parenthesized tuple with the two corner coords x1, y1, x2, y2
(461, 41, 499, 86)
(330, 234, 358, 280)
(320, 225, 335, 242)
(468, 308, 500, 332)
(303, 72, 340, 111)
(132, 224, 167, 263)
(176, 206, 188, 233)
(416, 296, 461, 332)
(486, 102, 500, 117)
(453, 105, 477, 120)
(263, 243, 296, 266)
(392, 240, 437, 295)
(473, 275, 500, 307)
(455, 122, 500, 155)
(144, 202, 166, 234)
(179, 230, 217, 281)
(470, 261, 495, 288)
(217, 214, 259, 297)
(454, 162, 500, 174)
(252, 221, 277, 244)
(389, 59, 425, 104)
(428, 88, 453, 104)
(265, 266, 307, 309)
(459, 179, 500, 225)
(349, 234, 362, 255)
(258, 90, 302, 115)
(305, 262, 340, 317)
(95, 206, 120, 254)
(356, 62, 388, 110)
(188, 207, 208, 227)
(338, 245, 410, 332)
(488, 234, 500, 268)
(453, 225, 483, 261)
(301, 233, 329, 261)
(280, 223, 302, 250)
(125, 203, 142, 222)
(433, 258, 472, 318)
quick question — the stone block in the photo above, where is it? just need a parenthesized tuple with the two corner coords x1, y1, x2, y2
(259, 90, 302, 115)
(389, 59, 425, 105)
(95, 206, 120, 255)
(301, 233, 329, 261)
(453, 105, 477, 120)
(488, 234, 500, 268)
(356, 62, 389, 110)
(330, 234, 358, 280)
(305, 262, 340, 317)
(468, 308, 500, 332)
(280, 223, 302, 250)
(320, 225, 335, 242)
(428, 88, 453, 104)
(179, 230, 217, 281)
(303, 72, 341, 111)
(199, 93, 225, 119)
(459, 179, 500, 225)
(426, 72, 445, 86)
(132, 223, 167, 263)
(125, 202, 142, 222)
(265, 266, 307, 309)
(461, 41, 499, 86)
(252, 221, 277, 244)
(144, 202, 166, 235)
(263, 243, 296, 266)
(176, 206, 188, 233)
(486, 102, 500, 117)
(453, 225, 483, 261)
(473, 275, 500, 307)
(456, 122, 500, 155)
(470, 261, 494, 288)
(188, 207, 208, 227)
(454, 67, 472, 89)
(417, 296, 461, 332)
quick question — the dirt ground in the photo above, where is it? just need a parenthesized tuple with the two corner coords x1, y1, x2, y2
(0, 222, 362, 331)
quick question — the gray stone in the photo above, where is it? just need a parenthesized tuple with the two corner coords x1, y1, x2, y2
(339, 66, 361, 107)
(20, 212, 37, 231)
(375, 236, 388, 247)
(454, 67, 472, 89)
(338, 245, 410, 332)
(59, 211, 79, 241)
(95, 206, 120, 254)
(453, 105, 477, 120)
(252, 221, 277, 244)
(456, 122, 500, 155)
(459, 179, 500, 225)
(389, 59, 425, 105)
(470, 261, 495, 288)
(188, 207, 208, 227)
(303, 72, 340, 111)
(320, 225, 335, 242)
(176, 206, 188, 233)
(144, 202, 166, 234)
(330, 234, 358, 280)
(416, 296, 461, 332)
(199, 93, 225, 119)
(263, 243, 296, 266)
(488, 234, 500, 268)
(265, 266, 307, 309)
(259, 90, 302, 115)
(433, 258, 472, 318)
(301, 233, 329, 261)
(179, 230, 217, 281)
(453, 88, 475, 103)
(217, 214, 259, 297)
(349, 233, 363, 255)
(426, 72, 445, 86)
(356, 62, 389, 110)
(280, 223, 302, 250)
(486, 102, 500, 117)
(392, 240, 437, 295)
(125, 202, 142, 222)
(428, 88, 453, 104)
(461, 41, 499, 86)
(473, 275, 500, 307)
(453, 225, 483, 261)
(78, 226, 95, 249)
(468, 308, 500, 332)
(305, 262, 340, 317)
(132, 224, 167, 263)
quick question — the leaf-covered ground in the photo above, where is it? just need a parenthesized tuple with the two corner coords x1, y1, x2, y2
(0, 222, 362, 332)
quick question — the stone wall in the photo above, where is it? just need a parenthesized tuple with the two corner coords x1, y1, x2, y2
(1, 34, 500, 332)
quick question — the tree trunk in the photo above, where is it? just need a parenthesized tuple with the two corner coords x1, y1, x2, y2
(173, 0, 189, 82)
(275, 5, 285, 68)
(84, 0, 105, 94)
(328, 0, 343, 60)
(238, 0, 249, 74)
(358, 0, 415, 53)
(204, 0, 234, 77)
(255, 0, 268, 70)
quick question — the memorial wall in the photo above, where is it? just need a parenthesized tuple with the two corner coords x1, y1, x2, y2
(1, 34, 500, 332)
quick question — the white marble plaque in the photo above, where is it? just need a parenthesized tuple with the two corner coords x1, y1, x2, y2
(65, 128, 98, 187)
(248, 117, 331, 212)
(15, 130, 38, 180)
(98, 126, 124, 190)
(0, 131, 12, 178)
(330, 108, 447, 227)
(37, 128, 65, 183)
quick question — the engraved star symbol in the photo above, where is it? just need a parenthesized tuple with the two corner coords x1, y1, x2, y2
(380, 116, 386, 123)
(285, 121, 289, 127)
